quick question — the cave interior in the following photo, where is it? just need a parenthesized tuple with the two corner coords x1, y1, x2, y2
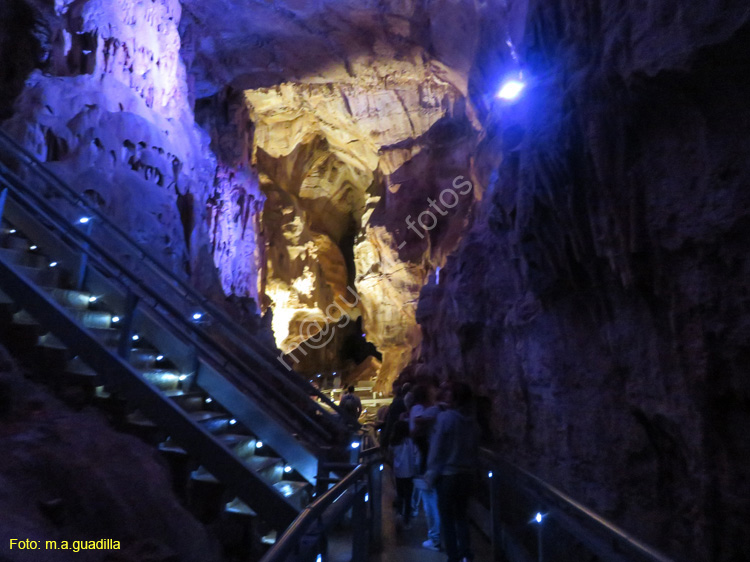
(0, 1, 748, 561)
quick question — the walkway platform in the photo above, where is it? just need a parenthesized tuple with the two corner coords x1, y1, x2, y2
(328, 466, 492, 562)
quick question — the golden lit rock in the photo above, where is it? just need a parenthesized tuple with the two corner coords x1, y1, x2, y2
(243, 52, 479, 384)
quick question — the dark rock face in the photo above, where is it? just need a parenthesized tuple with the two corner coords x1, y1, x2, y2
(419, 2, 750, 561)
(0, 347, 221, 562)
(0, 0, 41, 119)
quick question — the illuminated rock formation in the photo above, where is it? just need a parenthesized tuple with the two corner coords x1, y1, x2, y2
(240, 57, 480, 385)
(2, 0, 260, 305)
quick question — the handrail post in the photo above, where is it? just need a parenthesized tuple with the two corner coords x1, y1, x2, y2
(75, 218, 93, 290)
(316, 448, 331, 498)
(490, 465, 504, 560)
(0, 188, 7, 221)
(537, 520, 544, 562)
(351, 485, 368, 562)
(295, 524, 324, 562)
(117, 289, 139, 360)
(367, 460, 383, 553)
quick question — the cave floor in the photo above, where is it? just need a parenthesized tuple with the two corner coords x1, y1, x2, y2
(326, 467, 492, 562)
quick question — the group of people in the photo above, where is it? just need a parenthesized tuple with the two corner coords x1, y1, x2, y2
(379, 374, 480, 562)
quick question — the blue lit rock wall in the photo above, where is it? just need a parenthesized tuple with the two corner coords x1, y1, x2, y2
(0, 0, 263, 305)
(418, 2, 750, 560)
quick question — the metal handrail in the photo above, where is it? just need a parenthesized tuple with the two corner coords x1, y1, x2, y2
(480, 447, 675, 562)
(0, 252, 300, 529)
(0, 128, 342, 415)
(0, 162, 337, 445)
(261, 452, 380, 562)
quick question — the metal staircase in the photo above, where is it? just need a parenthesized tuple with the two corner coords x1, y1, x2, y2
(0, 129, 351, 533)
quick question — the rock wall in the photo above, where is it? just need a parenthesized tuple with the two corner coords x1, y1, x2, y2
(418, 1, 750, 560)
(1, 0, 263, 305)
(0, 346, 221, 562)
(240, 59, 480, 385)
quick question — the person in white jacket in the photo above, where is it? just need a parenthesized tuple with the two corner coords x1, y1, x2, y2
(390, 419, 418, 529)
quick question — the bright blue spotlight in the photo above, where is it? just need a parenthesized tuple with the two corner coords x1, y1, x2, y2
(192, 312, 203, 321)
(350, 441, 361, 449)
(78, 217, 91, 224)
(535, 512, 543, 524)
(497, 79, 526, 101)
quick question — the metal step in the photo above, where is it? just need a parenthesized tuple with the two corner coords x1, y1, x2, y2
(44, 287, 94, 310)
(141, 369, 182, 392)
(0, 247, 48, 268)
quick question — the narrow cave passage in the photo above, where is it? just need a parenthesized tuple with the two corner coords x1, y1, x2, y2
(0, 2, 748, 562)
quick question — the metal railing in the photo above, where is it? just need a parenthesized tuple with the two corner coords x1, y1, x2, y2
(0, 164, 336, 451)
(262, 445, 383, 562)
(0, 129, 344, 434)
(478, 447, 676, 562)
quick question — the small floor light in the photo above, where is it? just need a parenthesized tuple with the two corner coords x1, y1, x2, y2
(29, 245, 37, 251)
(192, 312, 203, 321)
(156, 354, 164, 361)
(256, 441, 264, 449)
(88, 296, 97, 303)
(78, 217, 91, 224)
(229, 418, 237, 425)
(284, 465, 292, 473)
(350, 441, 361, 449)
(131, 334, 139, 341)
(111, 316, 120, 323)
(49, 262, 58, 268)
(9, 229, 16, 234)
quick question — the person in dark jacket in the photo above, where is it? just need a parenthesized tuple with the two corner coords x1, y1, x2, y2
(340, 385, 362, 425)
(381, 382, 411, 448)
(425, 382, 479, 562)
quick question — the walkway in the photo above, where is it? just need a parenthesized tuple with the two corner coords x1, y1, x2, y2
(328, 466, 492, 562)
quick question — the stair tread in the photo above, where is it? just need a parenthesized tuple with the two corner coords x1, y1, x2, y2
(44, 287, 93, 309)
(189, 410, 227, 422)
(126, 411, 156, 427)
(37, 332, 66, 350)
(12, 310, 38, 325)
(273, 480, 308, 498)
(225, 498, 257, 516)
(65, 357, 96, 376)
(219, 434, 256, 447)
(191, 466, 220, 483)
(158, 441, 188, 455)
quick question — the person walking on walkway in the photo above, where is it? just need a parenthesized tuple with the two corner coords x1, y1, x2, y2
(339, 385, 362, 426)
(390, 419, 418, 530)
(381, 381, 410, 448)
(410, 384, 441, 551)
(425, 381, 479, 562)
